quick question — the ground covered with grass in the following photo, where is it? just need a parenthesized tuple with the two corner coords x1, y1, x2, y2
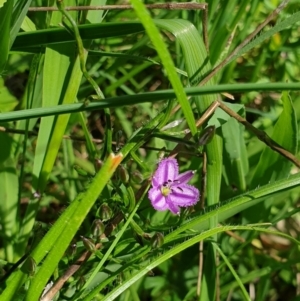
(0, 0, 300, 300)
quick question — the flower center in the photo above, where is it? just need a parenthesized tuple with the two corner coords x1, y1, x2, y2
(161, 185, 171, 196)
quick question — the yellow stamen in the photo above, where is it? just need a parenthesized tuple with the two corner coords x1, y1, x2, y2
(161, 186, 171, 196)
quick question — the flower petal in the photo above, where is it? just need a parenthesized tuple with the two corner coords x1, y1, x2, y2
(152, 158, 178, 186)
(169, 184, 199, 207)
(166, 196, 180, 214)
(173, 170, 195, 185)
(148, 187, 169, 211)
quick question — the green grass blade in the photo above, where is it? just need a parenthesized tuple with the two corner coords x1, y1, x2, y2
(11, 22, 145, 52)
(10, 0, 33, 45)
(129, 2, 197, 135)
(0, 0, 13, 73)
(37, 54, 85, 192)
(0, 153, 18, 263)
(215, 244, 251, 301)
(24, 153, 123, 301)
(98, 225, 299, 301)
(0, 82, 299, 123)
(251, 91, 298, 188)
(222, 117, 248, 191)
(154, 18, 221, 300)
(20, 44, 75, 257)
(1, 82, 300, 123)
(165, 171, 300, 242)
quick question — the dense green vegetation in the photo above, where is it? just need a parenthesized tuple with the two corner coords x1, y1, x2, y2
(0, 0, 300, 300)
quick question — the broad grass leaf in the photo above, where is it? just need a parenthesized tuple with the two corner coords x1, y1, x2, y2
(245, 91, 297, 222)
(207, 102, 248, 192)
(32, 44, 74, 193)
(251, 91, 298, 187)
(86, 0, 106, 23)
(207, 102, 245, 128)
(222, 117, 249, 192)
(21, 16, 36, 32)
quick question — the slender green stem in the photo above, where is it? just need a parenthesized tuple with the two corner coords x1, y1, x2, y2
(78, 182, 150, 295)
(215, 244, 251, 301)
(2, 83, 300, 123)
(56, 0, 112, 157)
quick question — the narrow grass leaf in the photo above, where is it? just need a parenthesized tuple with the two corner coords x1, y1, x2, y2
(10, 0, 33, 45)
(130, 2, 197, 135)
(0, 0, 13, 73)
(12, 22, 145, 52)
(0, 133, 18, 263)
(1, 83, 300, 123)
(37, 54, 85, 192)
(215, 244, 251, 301)
(25, 153, 124, 301)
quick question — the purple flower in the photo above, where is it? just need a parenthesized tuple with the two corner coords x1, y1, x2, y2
(148, 158, 199, 214)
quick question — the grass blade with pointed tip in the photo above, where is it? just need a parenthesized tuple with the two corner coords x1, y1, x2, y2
(130, 1, 197, 135)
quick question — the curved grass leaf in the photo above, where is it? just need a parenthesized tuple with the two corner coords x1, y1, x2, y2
(95, 225, 299, 301)
(165, 171, 300, 242)
(67, 170, 300, 300)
